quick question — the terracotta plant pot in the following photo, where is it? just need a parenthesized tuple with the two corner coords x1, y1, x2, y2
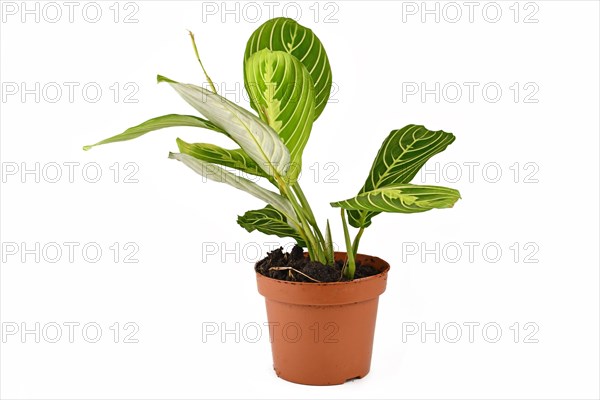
(255, 252, 390, 385)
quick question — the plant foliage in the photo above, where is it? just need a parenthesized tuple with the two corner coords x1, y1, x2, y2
(84, 17, 461, 279)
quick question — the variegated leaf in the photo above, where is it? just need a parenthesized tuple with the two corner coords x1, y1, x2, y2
(158, 75, 290, 179)
(245, 49, 315, 179)
(237, 206, 305, 246)
(176, 138, 273, 183)
(83, 114, 224, 151)
(169, 152, 295, 219)
(244, 17, 332, 120)
(331, 184, 460, 214)
(348, 125, 456, 228)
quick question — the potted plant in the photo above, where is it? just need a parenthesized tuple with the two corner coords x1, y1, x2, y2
(84, 17, 460, 385)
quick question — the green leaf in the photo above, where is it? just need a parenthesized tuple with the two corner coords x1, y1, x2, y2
(158, 75, 290, 179)
(169, 152, 296, 220)
(340, 208, 356, 279)
(244, 17, 332, 120)
(324, 219, 334, 266)
(176, 138, 274, 183)
(331, 184, 461, 214)
(245, 49, 315, 178)
(237, 206, 306, 247)
(348, 125, 456, 228)
(83, 114, 224, 151)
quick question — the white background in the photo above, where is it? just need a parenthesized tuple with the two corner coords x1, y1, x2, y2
(1, 1, 599, 399)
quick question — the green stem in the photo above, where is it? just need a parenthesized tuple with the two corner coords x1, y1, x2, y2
(292, 183, 316, 222)
(282, 207, 317, 261)
(278, 181, 325, 263)
(286, 217, 312, 255)
(292, 182, 327, 258)
(352, 227, 365, 257)
(188, 30, 218, 94)
(324, 220, 335, 266)
(340, 209, 356, 279)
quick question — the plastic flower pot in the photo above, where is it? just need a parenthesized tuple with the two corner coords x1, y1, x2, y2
(255, 252, 390, 385)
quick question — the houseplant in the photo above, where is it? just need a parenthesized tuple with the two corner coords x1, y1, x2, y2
(84, 17, 460, 385)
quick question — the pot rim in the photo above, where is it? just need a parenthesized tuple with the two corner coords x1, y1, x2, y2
(255, 251, 390, 287)
(255, 252, 390, 305)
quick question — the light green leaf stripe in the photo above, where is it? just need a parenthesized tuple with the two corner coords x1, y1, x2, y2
(245, 49, 315, 176)
(348, 125, 456, 228)
(237, 206, 306, 247)
(169, 152, 296, 221)
(244, 17, 332, 120)
(83, 114, 224, 151)
(332, 184, 461, 214)
(158, 75, 290, 179)
(176, 138, 272, 182)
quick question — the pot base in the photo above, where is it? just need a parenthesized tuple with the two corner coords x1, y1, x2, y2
(274, 367, 370, 386)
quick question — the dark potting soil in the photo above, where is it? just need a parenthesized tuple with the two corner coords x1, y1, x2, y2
(255, 245, 379, 283)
